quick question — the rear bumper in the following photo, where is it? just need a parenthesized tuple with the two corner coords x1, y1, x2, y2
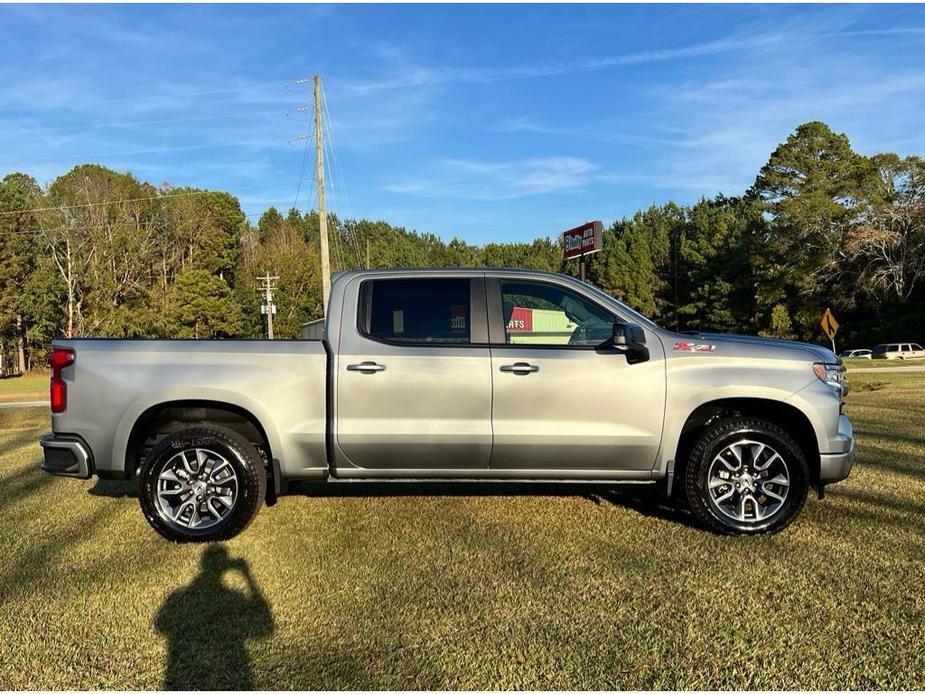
(819, 415, 855, 483)
(40, 434, 93, 479)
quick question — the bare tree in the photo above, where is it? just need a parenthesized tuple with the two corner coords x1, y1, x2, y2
(846, 154, 925, 301)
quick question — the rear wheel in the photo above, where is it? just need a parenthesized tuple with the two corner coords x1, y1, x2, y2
(139, 426, 266, 542)
(684, 417, 809, 535)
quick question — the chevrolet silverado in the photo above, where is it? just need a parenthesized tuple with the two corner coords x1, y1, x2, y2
(41, 268, 855, 541)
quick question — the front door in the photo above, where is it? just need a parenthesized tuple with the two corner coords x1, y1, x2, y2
(488, 277, 665, 473)
(335, 275, 492, 472)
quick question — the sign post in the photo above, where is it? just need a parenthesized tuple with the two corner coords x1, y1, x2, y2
(561, 220, 603, 282)
(820, 308, 840, 353)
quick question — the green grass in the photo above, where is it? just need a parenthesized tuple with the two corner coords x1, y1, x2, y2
(1, 374, 924, 689)
(843, 357, 924, 369)
(0, 372, 47, 403)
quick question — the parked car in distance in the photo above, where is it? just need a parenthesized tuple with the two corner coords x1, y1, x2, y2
(41, 268, 855, 541)
(872, 343, 925, 359)
(839, 349, 872, 359)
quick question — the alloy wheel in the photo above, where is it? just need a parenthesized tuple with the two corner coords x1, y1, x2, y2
(707, 439, 790, 524)
(154, 448, 238, 530)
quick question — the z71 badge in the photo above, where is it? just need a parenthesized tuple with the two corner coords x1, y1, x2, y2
(674, 341, 716, 352)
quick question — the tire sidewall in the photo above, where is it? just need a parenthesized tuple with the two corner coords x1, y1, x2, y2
(139, 427, 265, 542)
(687, 419, 809, 535)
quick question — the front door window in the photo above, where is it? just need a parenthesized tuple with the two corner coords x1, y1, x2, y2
(500, 280, 615, 347)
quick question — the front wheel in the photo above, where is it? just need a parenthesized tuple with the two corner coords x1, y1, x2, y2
(139, 426, 266, 542)
(684, 417, 809, 535)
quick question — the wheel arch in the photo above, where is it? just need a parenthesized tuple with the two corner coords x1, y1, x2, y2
(673, 397, 820, 489)
(124, 400, 274, 479)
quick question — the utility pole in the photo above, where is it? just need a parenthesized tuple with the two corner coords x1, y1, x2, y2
(314, 75, 331, 314)
(257, 272, 278, 340)
(674, 230, 679, 333)
(294, 74, 332, 313)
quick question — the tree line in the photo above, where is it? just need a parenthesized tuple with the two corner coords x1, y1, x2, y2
(1, 120, 922, 371)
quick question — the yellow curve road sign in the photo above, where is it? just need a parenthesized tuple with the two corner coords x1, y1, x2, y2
(820, 308, 839, 340)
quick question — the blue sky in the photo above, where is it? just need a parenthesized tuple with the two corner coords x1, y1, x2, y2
(1, 4, 924, 244)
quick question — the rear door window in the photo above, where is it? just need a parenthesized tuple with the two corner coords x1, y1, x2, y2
(361, 278, 471, 344)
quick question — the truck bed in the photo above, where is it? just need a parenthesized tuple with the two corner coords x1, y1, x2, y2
(50, 339, 329, 480)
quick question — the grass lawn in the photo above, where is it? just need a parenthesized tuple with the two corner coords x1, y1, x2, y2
(843, 357, 924, 369)
(1, 373, 923, 689)
(0, 372, 47, 403)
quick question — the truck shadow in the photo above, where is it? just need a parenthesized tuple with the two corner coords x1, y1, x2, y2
(290, 481, 699, 529)
(155, 545, 274, 690)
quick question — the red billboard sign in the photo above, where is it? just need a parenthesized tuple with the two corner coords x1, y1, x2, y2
(561, 221, 603, 260)
(507, 307, 533, 332)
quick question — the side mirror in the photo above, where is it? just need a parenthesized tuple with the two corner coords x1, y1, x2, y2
(612, 322, 649, 364)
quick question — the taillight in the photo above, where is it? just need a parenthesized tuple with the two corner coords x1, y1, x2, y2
(49, 348, 75, 414)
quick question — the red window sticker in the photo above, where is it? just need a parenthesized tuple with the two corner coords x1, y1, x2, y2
(507, 307, 533, 332)
(450, 304, 467, 331)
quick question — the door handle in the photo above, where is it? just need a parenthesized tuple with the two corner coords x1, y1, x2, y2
(499, 362, 539, 375)
(346, 361, 386, 374)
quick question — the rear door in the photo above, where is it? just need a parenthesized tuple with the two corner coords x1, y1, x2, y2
(486, 276, 665, 473)
(334, 274, 493, 472)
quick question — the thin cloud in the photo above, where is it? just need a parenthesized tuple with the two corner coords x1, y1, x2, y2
(342, 28, 813, 95)
(385, 157, 599, 201)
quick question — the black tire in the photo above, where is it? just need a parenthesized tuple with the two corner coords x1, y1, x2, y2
(139, 425, 266, 543)
(684, 417, 809, 535)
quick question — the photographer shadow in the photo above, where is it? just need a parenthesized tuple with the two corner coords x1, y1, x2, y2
(155, 545, 274, 690)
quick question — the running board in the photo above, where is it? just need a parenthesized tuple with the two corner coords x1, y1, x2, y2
(327, 468, 655, 483)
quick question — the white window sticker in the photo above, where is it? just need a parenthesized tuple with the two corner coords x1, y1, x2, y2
(392, 309, 404, 334)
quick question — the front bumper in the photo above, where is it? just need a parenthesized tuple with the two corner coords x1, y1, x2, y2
(819, 414, 856, 483)
(40, 434, 93, 479)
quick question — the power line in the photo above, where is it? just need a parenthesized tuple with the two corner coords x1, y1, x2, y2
(307, 169, 318, 218)
(292, 122, 314, 210)
(2, 109, 296, 138)
(0, 78, 306, 116)
(321, 80, 354, 220)
(0, 208, 287, 238)
(0, 75, 323, 240)
(320, 81, 360, 266)
(3, 139, 287, 165)
(324, 135, 346, 270)
(0, 190, 227, 217)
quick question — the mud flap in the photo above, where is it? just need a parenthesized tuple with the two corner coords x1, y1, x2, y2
(660, 459, 675, 498)
(266, 458, 287, 506)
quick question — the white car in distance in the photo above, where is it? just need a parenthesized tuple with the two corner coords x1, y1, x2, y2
(839, 349, 872, 360)
(872, 343, 925, 360)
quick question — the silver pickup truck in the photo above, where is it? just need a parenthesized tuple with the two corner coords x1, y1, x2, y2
(41, 268, 855, 541)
